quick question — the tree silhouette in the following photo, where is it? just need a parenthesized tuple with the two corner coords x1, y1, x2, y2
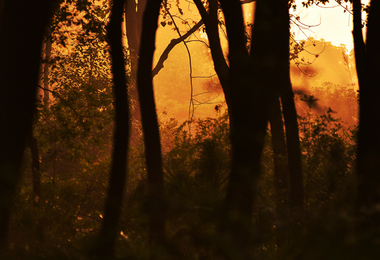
(1, 0, 376, 258)
(89, 0, 130, 257)
(193, 0, 297, 257)
(353, 0, 380, 233)
(0, 0, 59, 254)
(137, 0, 166, 247)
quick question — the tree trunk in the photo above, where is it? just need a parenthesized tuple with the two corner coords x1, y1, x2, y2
(281, 80, 304, 212)
(195, 0, 299, 257)
(216, 0, 284, 257)
(193, 0, 231, 101)
(270, 95, 289, 211)
(125, 0, 146, 60)
(280, 80, 305, 260)
(0, 1, 57, 254)
(27, 134, 41, 207)
(354, 0, 380, 232)
(277, 4, 304, 257)
(125, 0, 147, 146)
(43, 29, 52, 103)
(90, 0, 130, 257)
(27, 133, 44, 243)
(137, 0, 166, 247)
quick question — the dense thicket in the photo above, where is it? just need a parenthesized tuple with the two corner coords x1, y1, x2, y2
(12, 105, 359, 258)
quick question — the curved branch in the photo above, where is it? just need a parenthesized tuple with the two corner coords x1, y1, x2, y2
(152, 19, 204, 77)
(194, 0, 231, 100)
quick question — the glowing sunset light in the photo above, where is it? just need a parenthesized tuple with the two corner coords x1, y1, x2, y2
(151, 1, 361, 122)
(3, 0, 375, 257)
(291, 0, 370, 51)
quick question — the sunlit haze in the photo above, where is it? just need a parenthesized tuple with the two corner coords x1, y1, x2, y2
(291, 0, 370, 51)
(152, 1, 360, 122)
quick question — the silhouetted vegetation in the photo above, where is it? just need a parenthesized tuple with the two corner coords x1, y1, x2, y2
(2, 0, 380, 259)
(9, 94, 363, 258)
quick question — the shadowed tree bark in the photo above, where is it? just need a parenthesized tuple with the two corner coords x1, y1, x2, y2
(353, 0, 380, 227)
(281, 77, 304, 212)
(27, 132, 44, 243)
(196, 0, 299, 257)
(43, 29, 52, 103)
(193, 0, 291, 257)
(125, 0, 146, 58)
(278, 36, 304, 260)
(219, 2, 268, 256)
(125, 0, 146, 124)
(193, 0, 231, 104)
(125, 0, 147, 149)
(90, 0, 130, 258)
(137, 0, 166, 247)
(270, 95, 289, 212)
(0, 0, 58, 254)
(269, 95, 290, 251)
(27, 134, 41, 209)
(25, 29, 53, 245)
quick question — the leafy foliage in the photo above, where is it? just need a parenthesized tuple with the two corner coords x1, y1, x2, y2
(299, 109, 357, 211)
(10, 34, 115, 256)
(6, 0, 366, 258)
(14, 95, 360, 258)
(50, 0, 111, 47)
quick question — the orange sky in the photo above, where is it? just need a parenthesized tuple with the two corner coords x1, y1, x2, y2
(290, 0, 370, 51)
(153, 2, 226, 121)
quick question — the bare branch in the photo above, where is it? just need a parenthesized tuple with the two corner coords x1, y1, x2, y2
(152, 19, 204, 77)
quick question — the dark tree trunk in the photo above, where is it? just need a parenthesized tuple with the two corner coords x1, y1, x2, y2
(137, 0, 166, 247)
(354, 0, 380, 226)
(217, 3, 258, 257)
(126, 0, 147, 147)
(215, 0, 285, 257)
(269, 95, 289, 251)
(262, 0, 305, 214)
(280, 81, 305, 259)
(194, 0, 302, 257)
(27, 133, 44, 243)
(27, 134, 41, 207)
(352, 0, 366, 82)
(90, 0, 130, 257)
(43, 29, 52, 103)
(193, 0, 231, 101)
(0, 1, 57, 254)
(281, 80, 304, 212)
(195, 0, 295, 257)
(125, 0, 146, 59)
(276, 4, 304, 257)
(194, 1, 256, 255)
(270, 95, 289, 211)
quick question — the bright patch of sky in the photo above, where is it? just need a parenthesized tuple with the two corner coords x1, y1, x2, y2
(290, 0, 369, 51)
